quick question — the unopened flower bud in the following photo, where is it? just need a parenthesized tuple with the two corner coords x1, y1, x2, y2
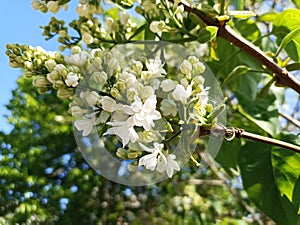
(110, 87, 121, 99)
(54, 80, 65, 89)
(93, 71, 107, 84)
(45, 59, 56, 71)
(57, 88, 74, 99)
(71, 46, 81, 54)
(33, 76, 51, 88)
(24, 61, 34, 70)
(82, 32, 94, 44)
(24, 71, 34, 78)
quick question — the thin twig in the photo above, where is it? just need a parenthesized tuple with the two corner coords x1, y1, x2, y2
(170, 0, 300, 94)
(205, 126, 300, 153)
(279, 111, 300, 128)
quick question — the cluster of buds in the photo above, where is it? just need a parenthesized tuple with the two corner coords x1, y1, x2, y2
(70, 47, 216, 178)
(6, 44, 64, 93)
(31, 0, 69, 14)
(76, 0, 104, 18)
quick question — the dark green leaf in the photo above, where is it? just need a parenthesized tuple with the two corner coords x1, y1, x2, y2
(222, 65, 250, 87)
(272, 133, 300, 216)
(239, 142, 295, 225)
(198, 26, 218, 43)
(236, 93, 279, 136)
(292, 0, 300, 8)
(286, 62, 300, 71)
(273, 9, 300, 61)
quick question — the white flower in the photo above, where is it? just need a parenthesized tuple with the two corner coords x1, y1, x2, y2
(138, 142, 164, 171)
(85, 91, 100, 106)
(100, 96, 123, 112)
(145, 57, 166, 77)
(105, 118, 139, 147)
(64, 51, 89, 69)
(172, 84, 192, 104)
(160, 99, 177, 117)
(128, 95, 161, 131)
(160, 79, 176, 92)
(156, 154, 180, 178)
(74, 114, 98, 136)
(45, 59, 56, 71)
(65, 73, 79, 87)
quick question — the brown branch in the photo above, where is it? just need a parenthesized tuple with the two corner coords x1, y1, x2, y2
(279, 111, 300, 128)
(175, 1, 300, 94)
(206, 126, 300, 153)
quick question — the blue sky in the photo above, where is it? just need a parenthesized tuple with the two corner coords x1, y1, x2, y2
(0, 1, 77, 133)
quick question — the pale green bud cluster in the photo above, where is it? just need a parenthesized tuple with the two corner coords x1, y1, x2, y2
(31, 0, 68, 14)
(76, 0, 104, 18)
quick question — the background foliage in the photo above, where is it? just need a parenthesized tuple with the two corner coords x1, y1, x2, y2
(1, 0, 300, 224)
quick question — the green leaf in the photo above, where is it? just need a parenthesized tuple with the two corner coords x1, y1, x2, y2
(215, 139, 241, 175)
(222, 65, 250, 87)
(257, 12, 278, 22)
(272, 133, 300, 215)
(292, 0, 300, 8)
(238, 142, 296, 225)
(104, 7, 119, 20)
(275, 27, 300, 57)
(235, 19, 261, 41)
(286, 62, 300, 71)
(198, 26, 218, 43)
(273, 9, 300, 61)
(236, 94, 279, 136)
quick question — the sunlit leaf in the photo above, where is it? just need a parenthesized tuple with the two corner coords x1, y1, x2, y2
(198, 26, 218, 43)
(258, 12, 278, 22)
(273, 9, 300, 61)
(239, 142, 297, 225)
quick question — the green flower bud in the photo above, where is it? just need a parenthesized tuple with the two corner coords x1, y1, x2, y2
(32, 76, 51, 88)
(24, 71, 34, 78)
(110, 87, 121, 99)
(115, 80, 126, 91)
(71, 46, 81, 54)
(116, 148, 127, 159)
(33, 58, 42, 67)
(38, 87, 49, 94)
(45, 59, 57, 71)
(53, 80, 65, 89)
(135, 6, 144, 15)
(57, 88, 74, 99)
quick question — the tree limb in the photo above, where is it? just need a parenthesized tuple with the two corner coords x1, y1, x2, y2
(202, 126, 300, 153)
(175, 1, 300, 94)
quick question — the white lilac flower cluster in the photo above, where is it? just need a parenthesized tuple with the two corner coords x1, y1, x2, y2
(70, 49, 212, 178)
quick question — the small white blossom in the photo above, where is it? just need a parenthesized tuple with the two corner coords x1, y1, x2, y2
(160, 79, 177, 92)
(85, 91, 100, 106)
(47, 1, 60, 13)
(156, 154, 180, 178)
(127, 95, 161, 131)
(65, 73, 79, 87)
(145, 57, 166, 77)
(100, 96, 123, 112)
(172, 84, 192, 104)
(138, 142, 165, 171)
(65, 51, 89, 69)
(74, 113, 100, 136)
(105, 118, 139, 147)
